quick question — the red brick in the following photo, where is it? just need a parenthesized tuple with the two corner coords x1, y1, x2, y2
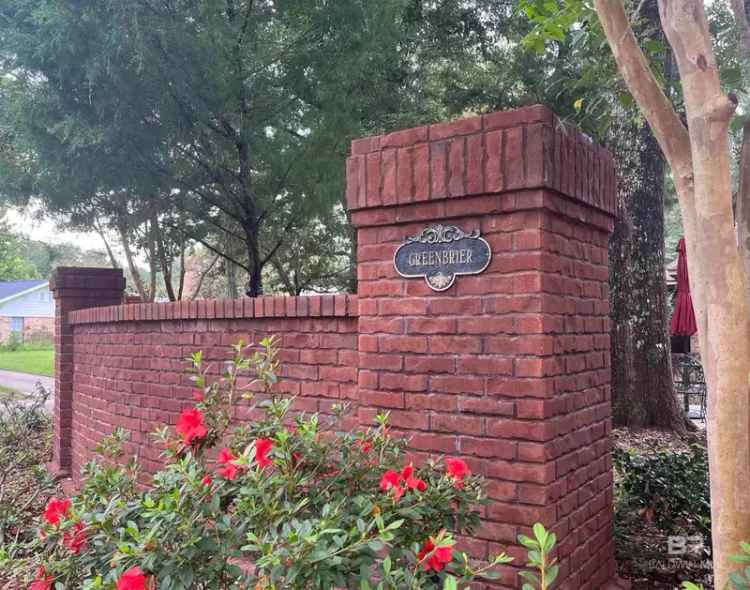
(381, 149, 397, 205)
(485, 130, 504, 192)
(430, 116, 482, 140)
(379, 298, 428, 316)
(379, 335, 428, 353)
(448, 137, 465, 196)
(360, 390, 405, 409)
(366, 152, 382, 206)
(456, 317, 514, 335)
(431, 414, 484, 435)
(406, 317, 456, 334)
(457, 356, 513, 376)
(460, 436, 516, 459)
(397, 148, 413, 202)
(466, 133, 484, 194)
(403, 355, 455, 374)
(413, 143, 430, 201)
(406, 393, 458, 412)
(458, 397, 515, 416)
(379, 372, 428, 392)
(380, 125, 428, 149)
(428, 336, 481, 354)
(431, 375, 485, 395)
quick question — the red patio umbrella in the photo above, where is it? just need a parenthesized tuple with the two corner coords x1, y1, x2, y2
(671, 238, 698, 336)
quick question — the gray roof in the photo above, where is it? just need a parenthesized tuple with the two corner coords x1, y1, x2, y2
(0, 279, 48, 302)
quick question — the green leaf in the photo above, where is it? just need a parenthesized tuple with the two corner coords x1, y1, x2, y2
(443, 575, 458, 590)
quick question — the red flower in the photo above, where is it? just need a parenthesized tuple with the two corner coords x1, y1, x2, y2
(202, 474, 213, 487)
(176, 407, 208, 446)
(357, 439, 372, 453)
(380, 466, 426, 500)
(193, 389, 204, 402)
(380, 470, 401, 492)
(30, 566, 55, 590)
(43, 498, 71, 526)
(417, 538, 454, 572)
(218, 447, 236, 464)
(406, 475, 427, 492)
(446, 458, 471, 488)
(255, 438, 274, 468)
(401, 464, 427, 492)
(117, 566, 148, 590)
(219, 463, 238, 480)
(62, 521, 87, 554)
(217, 447, 239, 480)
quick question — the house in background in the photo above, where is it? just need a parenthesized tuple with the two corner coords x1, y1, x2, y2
(0, 280, 54, 344)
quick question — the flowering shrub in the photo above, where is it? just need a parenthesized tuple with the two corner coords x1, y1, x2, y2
(11, 337, 524, 589)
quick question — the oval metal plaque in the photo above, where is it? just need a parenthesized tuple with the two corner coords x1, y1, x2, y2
(393, 224, 492, 291)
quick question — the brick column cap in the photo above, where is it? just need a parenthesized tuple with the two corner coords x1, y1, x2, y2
(50, 267, 126, 295)
(346, 104, 616, 219)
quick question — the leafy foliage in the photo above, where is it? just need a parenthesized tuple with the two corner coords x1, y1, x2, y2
(519, 523, 559, 590)
(0, 216, 38, 281)
(7, 338, 517, 589)
(613, 445, 711, 540)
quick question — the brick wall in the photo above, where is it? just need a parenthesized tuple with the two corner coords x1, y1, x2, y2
(52, 106, 620, 589)
(65, 295, 358, 480)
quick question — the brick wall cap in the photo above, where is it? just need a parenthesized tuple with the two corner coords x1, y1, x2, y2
(68, 294, 359, 325)
(346, 105, 616, 218)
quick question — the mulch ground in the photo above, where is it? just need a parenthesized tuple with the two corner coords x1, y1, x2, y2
(612, 426, 713, 589)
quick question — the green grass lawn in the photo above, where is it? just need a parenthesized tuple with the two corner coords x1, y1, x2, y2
(0, 349, 54, 377)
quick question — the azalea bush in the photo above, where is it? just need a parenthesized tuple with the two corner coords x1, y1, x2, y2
(9, 337, 530, 590)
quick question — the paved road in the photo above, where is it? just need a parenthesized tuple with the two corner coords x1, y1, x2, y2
(0, 369, 54, 395)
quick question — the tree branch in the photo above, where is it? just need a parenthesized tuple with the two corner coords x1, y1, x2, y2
(164, 221, 250, 272)
(593, 0, 693, 187)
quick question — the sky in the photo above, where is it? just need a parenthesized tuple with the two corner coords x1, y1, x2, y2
(6, 206, 97, 249)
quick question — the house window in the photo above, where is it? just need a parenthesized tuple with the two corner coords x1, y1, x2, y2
(10, 317, 23, 334)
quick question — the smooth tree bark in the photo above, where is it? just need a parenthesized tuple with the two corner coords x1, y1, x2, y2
(116, 218, 149, 302)
(608, 118, 684, 432)
(730, 0, 750, 282)
(594, 1, 750, 586)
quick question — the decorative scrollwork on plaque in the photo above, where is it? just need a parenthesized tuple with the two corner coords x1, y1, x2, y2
(405, 224, 481, 245)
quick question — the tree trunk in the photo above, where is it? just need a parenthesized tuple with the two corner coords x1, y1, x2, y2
(116, 219, 148, 301)
(190, 254, 219, 300)
(271, 256, 296, 296)
(608, 118, 685, 432)
(94, 218, 120, 270)
(146, 216, 158, 302)
(244, 224, 263, 297)
(737, 123, 750, 289)
(177, 238, 186, 301)
(151, 205, 177, 301)
(226, 260, 239, 299)
(593, 1, 750, 585)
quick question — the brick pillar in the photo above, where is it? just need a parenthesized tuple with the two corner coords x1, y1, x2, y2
(346, 105, 619, 589)
(49, 267, 126, 477)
